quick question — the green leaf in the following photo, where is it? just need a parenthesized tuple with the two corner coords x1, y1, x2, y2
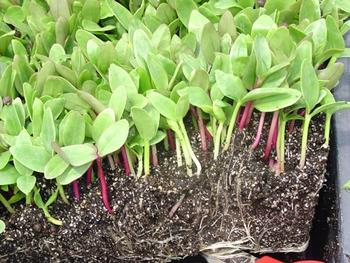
(218, 11, 237, 39)
(82, 20, 116, 32)
(57, 163, 91, 185)
(188, 10, 210, 40)
(254, 35, 272, 79)
(17, 175, 36, 195)
(48, 0, 70, 20)
(109, 87, 127, 120)
(40, 108, 56, 153)
(3, 104, 23, 136)
(92, 108, 115, 141)
(23, 83, 37, 121)
(304, 19, 327, 60)
(147, 91, 177, 120)
(318, 62, 345, 90)
(180, 86, 212, 113)
(49, 44, 66, 63)
(251, 15, 277, 37)
(241, 88, 302, 112)
(82, 0, 101, 23)
(43, 76, 76, 97)
(10, 143, 51, 173)
(61, 143, 97, 167)
(0, 165, 21, 185)
(96, 119, 129, 157)
(45, 98, 65, 120)
(201, 22, 220, 64)
(14, 158, 33, 177)
(175, 0, 197, 27)
(109, 64, 137, 94)
(325, 16, 345, 51)
(311, 102, 350, 117)
(131, 107, 158, 141)
(215, 70, 247, 101)
(44, 155, 69, 180)
(59, 111, 85, 146)
(301, 59, 320, 113)
(133, 29, 153, 67)
(176, 94, 190, 120)
(0, 151, 11, 170)
(150, 130, 166, 145)
(106, 0, 134, 30)
(147, 54, 168, 91)
(300, 0, 321, 22)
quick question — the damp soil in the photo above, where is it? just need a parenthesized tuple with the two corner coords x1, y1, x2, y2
(0, 113, 329, 262)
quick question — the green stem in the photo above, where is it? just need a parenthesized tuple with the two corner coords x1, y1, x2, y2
(324, 113, 331, 146)
(224, 102, 241, 151)
(136, 155, 143, 178)
(277, 117, 286, 173)
(300, 113, 311, 169)
(0, 193, 14, 213)
(214, 122, 224, 160)
(175, 135, 183, 167)
(144, 140, 150, 176)
(211, 116, 217, 139)
(57, 183, 69, 204)
(178, 120, 202, 175)
(26, 192, 32, 205)
(126, 147, 136, 176)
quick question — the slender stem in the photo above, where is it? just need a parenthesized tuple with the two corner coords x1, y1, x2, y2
(178, 120, 202, 175)
(86, 162, 94, 188)
(136, 155, 143, 178)
(166, 129, 176, 151)
(121, 145, 131, 176)
(324, 113, 331, 146)
(151, 145, 158, 167)
(271, 119, 279, 150)
(197, 108, 207, 151)
(0, 192, 14, 213)
(251, 112, 266, 150)
(263, 111, 279, 160)
(204, 126, 213, 142)
(239, 102, 253, 130)
(169, 62, 183, 89)
(245, 103, 255, 127)
(107, 155, 116, 170)
(144, 140, 150, 176)
(224, 102, 241, 151)
(26, 192, 32, 205)
(300, 114, 311, 169)
(190, 106, 199, 131)
(211, 116, 217, 138)
(214, 122, 224, 160)
(96, 156, 113, 213)
(72, 180, 80, 201)
(175, 135, 183, 167)
(277, 118, 286, 173)
(288, 119, 296, 133)
(125, 147, 135, 175)
(57, 183, 69, 204)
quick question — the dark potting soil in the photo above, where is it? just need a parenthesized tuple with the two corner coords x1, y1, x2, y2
(0, 113, 329, 262)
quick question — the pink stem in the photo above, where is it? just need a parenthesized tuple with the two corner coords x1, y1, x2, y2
(196, 108, 207, 151)
(269, 158, 275, 171)
(263, 111, 279, 160)
(204, 126, 212, 142)
(190, 106, 198, 119)
(236, 107, 242, 125)
(72, 180, 80, 201)
(271, 119, 279, 150)
(121, 145, 131, 176)
(151, 145, 158, 167)
(288, 120, 296, 134)
(245, 104, 255, 127)
(86, 162, 93, 188)
(113, 153, 120, 167)
(299, 110, 305, 117)
(167, 129, 176, 151)
(96, 156, 113, 213)
(239, 102, 253, 131)
(251, 112, 266, 150)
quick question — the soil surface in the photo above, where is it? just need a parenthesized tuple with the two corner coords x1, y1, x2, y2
(0, 113, 329, 262)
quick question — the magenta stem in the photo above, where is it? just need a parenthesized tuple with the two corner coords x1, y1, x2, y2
(239, 102, 253, 131)
(236, 107, 242, 125)
(72, 180, 80, 201)
(263, 111, 279, 160)
(204, 126, 212, 142)
(288, 120, 296, 134)
(196, 108, 207, 151)
(271, 119, 279, 150)
(245, 104, 255, 127)
(121, 145, 131, 176)
(251, 112, 266, 150)
(167, 129, 176, 151)
(86, 162, 93, 188)
(96, 156, 113, 213)
(269, 158, 275, 171)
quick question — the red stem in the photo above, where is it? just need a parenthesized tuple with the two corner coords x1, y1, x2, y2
(72, 180, 80, 201)
(167, 129, 176, 151)
(251, 112, 266, 150)
(288, 120, 296, 134)
(121, 145, 131, 176)
(271, 119, 279, 150)
(236, 107, 242, 125)
(204, 126, 212, 142)
(86, 162, 93, 188)
(196, 108, 207, 151)
(239, 102, 253, 131)
(96, 156, 113, 213)
(245, 104, 255, 127)
(263, 111, 279, 160)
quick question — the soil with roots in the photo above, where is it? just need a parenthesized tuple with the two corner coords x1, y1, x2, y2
(0, 113, 328, 262)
